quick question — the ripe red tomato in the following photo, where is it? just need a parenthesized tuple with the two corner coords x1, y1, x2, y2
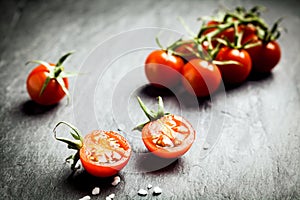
(142, 114, 195, 159)
(145, 50, 185, 88)
(80, 130, 131, 177)
(215, 47, 252, 84)
(26, 64, 68, 105)
(244, 34, 281, 73)
(53, 121, 131, 177)
(181, 59, 222, 97)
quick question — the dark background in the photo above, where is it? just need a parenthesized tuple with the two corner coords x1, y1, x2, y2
(1, 0, 300, 199)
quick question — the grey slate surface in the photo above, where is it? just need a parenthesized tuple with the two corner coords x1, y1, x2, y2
(0, 0, 300, 199)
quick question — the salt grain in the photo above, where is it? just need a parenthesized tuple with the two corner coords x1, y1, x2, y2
(138, 188, 148, 196)
(147, 184, 153, 189)
(91, 187, 100, 195)
(79, 195, 91, 200)
(111, 176, 121, 186)
(108, 193, 115, 199)
(153, 186, 162, 195)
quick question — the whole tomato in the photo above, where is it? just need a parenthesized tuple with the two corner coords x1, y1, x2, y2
(145, 50, 184, 88)
(53, 122, 132, 177)
(244, 34, 281, 73)
(26, 52, 73, 105)
(181, 58, 222, 97)
(27, 64, 69, 105)
(215, 47, 252, 84)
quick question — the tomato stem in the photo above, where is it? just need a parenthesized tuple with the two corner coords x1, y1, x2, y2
(133, 96, 168, 131)
(53, 121, 83, 171)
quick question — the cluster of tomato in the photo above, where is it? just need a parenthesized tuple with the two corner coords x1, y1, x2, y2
(145, 6, 282, 97)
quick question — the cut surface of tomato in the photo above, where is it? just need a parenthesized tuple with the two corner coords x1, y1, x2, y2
(142, 114, 195, 159)
(80, 130, 131, 177)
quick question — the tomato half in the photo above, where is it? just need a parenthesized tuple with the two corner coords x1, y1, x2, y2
(244, 35, 281, 73)
(145, 50, 185, 88)
(142, 114, 195, 159)
(80, 130, 131, 177)
(26, 64, 68, 105)
(181, 59, 222, 97)
(215, 47, 252, 84)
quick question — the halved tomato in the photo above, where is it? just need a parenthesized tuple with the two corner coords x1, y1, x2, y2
(134, 97, 195, 159)
(142, 114, 195, 159)
(53, 122, 131, 177)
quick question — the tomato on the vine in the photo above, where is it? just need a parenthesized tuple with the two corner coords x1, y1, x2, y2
(53, 122, 131, 177)
(215, 47, 252, 84)
(244, 34, 281, 73)
(134, 97, 195, 159)
(145, 50, 184, 88)
(181, 59, 222, 97)
(26, 52, 74, 105)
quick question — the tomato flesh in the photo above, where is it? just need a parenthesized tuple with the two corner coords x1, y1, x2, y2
(26, 64, 68, 105)
(142, 114, 195, 159)
(80, 131, 131, 177)
(145, 50, 184, 88)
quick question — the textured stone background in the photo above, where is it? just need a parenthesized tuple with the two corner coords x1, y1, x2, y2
(0, 0, 300, 199)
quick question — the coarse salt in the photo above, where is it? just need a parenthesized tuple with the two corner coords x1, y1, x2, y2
(91, 187, 100, 195)
(111, 176, 121, 186)
(138, 188, 148, 196)
(153, 186, 162, 195)
(79, 195, 91, 200)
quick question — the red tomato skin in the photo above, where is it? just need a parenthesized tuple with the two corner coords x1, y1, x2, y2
(246, 39, 281, 73)
(26, 64, 68, 105)
(79, 131, 131, 177)
(215, 47, 252, 84)
(181, 59, 222, 97)
(141, 114, 195, 159)
(145, 50, 184, 88)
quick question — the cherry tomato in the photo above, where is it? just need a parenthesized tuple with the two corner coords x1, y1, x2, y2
(244, 34, 281, 73)
(80, 130, 131, 177)
(215, 47, 252, 84)
(142, 114, 195, 159)
(27, 64, 68, 105)
(135, 97, 195, 159)
(145, 50, 185, 88)
(53, 122, 131, 177)
(181, 59, 222, 97)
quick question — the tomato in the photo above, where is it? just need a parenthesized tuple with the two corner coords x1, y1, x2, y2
(27, 64, 68, 105)
(80, 130, 131, 177)
(181, 59, 222, 97)
(135, 97, 195, 159)
(244, 34, 281, 73)
(142, 114, 195, 159)
(53, 122, 131, 177)
(215, 47, 252, 84)
(145, 50, 185, 88)
(26, 52, 73, 105)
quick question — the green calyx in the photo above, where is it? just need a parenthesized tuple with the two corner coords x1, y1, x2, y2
(133, 96, 169, 131)
(26, 51, 77, 104)
(53, 121, 83, 171)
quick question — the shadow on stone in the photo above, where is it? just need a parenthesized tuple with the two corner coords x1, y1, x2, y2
(135, 153, 179, 174)
(21, 100, 58, 115)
